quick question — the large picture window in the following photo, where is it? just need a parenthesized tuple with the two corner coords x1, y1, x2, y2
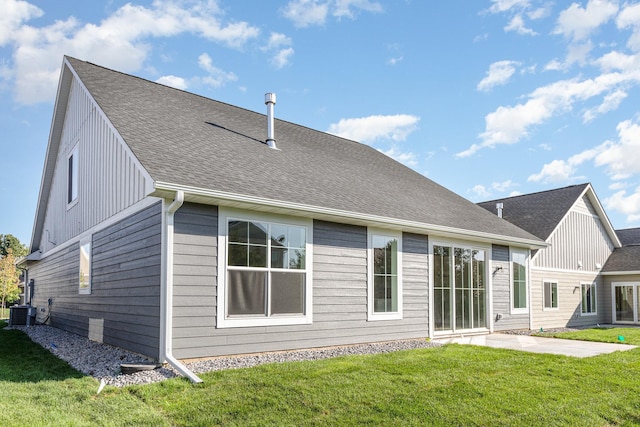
(433, 243, 486, 332)
(581, 282, 597, 315)
(511, 249, 528, 312)
(219, 210, 312, 328)
(368, 231, 402, 320)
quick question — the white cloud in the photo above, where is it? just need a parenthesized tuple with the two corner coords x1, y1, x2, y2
(527, 159, 577, 183)
(262, 32, 295, 69)
(554, 0, 619, 42)
(595, 119, 640, 179)
(156, 75, 188, 90)
(583, 89, 627, 122)
(527, 146, 600, 183)
(471, 184, 491, 198)
(527, 118, 640, 202)
(2, 0, 259, 105)
(458, 67, 639, 157)
(282, 0, 329, 27)
(387, 55, 403, 66)
(609, 181, 629, 190)
(197, 53, 238, 88)
(488, 0, 531, 14)
(327, 114, 420, 143)
(617, 2, 640, 51)
(333, 0, 383, 19)
(492, 180, 517, 192)
(0, 0, 43, 45)
(477, 60, 520, 91)
(379, 146, 418, 168)
(282, 0, 381, 27)
(605, 186, 640, 222)
(505, 14, 537, 35)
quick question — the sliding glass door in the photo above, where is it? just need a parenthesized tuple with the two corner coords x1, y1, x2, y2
(614, 284, 639, 324)
(434, 245, 487, 332)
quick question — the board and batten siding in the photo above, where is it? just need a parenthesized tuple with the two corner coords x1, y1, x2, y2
(171, 210, 430, 359)
(534, 197, 614, 271)
(491, 245, 529, 331)
(38, 74, 153, 254)
(530, 269, 606, 329)
(29, 202, 162, 358)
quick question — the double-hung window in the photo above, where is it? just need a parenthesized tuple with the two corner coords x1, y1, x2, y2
(543, 280, 558, 309)
(218, 210, 312, 328)
(368, 230, 402, 321)
(581, 282, 597, 315)
(511, 248, 528, 312)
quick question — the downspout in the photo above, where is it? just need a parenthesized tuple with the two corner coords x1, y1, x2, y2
(161, 191, 203, 383)
(528, 248, 533, 331)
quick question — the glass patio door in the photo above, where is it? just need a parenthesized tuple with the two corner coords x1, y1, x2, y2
(614, 284, 638, 324)
(434, 245, 486, 332)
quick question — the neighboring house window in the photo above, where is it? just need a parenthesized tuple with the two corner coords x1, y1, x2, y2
(511, 249, 528, 312)
(368, 230, 402, 321)
(68, 145, 79, 205)
(79, 236, 92, 295)
(581, 282, 597, 315)
(218, 210, 312, 328)
(543, 280, 558, 309)
(433, 243, 487, 331)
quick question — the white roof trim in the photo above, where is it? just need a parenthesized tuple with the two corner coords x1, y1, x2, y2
(153, 181, 547, 249)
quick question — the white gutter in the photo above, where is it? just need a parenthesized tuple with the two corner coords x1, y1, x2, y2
(152, 182, 548, 249)
(160, 190, 203, 383)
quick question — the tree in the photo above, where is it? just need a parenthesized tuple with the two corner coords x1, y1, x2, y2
(0, 249, 21, 318)
(0, 234, 27, 258)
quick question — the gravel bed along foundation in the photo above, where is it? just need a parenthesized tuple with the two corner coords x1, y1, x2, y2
(9, 324, 439, 388)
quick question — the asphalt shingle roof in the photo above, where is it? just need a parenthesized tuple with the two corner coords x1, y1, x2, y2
(67, 57, 541, 243)
(617, 228, 640, 246)
(477, 184, 590, 241)
(602, 228, 640, 272)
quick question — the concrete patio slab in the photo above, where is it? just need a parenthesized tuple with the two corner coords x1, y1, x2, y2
(437, 334, 638, 358)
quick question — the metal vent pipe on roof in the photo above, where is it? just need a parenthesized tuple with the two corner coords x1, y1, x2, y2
(496, 202, 504, 218)
(265, 92, 277, 149)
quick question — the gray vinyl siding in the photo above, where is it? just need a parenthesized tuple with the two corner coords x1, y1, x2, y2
(171, 211, 430, 359)
(29, 202, 162, 358)
(172, 203, 218, 350)
(530, 269, 605, 329)
(491, 245, 529, 331)
(37, 74, 153, 254)
(535, 203, 614, 271)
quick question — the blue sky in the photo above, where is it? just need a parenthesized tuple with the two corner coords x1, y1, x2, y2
(2, 0, 640, 247)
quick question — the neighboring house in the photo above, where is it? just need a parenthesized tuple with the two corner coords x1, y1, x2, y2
(479, 184, 622, 330)
(601, 228, 640, 325)
(22, 57, 545, 381)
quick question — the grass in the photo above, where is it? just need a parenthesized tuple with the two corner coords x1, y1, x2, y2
(535, 327, 640, 345)
(3, 320, 640, 426)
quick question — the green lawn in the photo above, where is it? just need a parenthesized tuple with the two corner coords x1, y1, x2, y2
(536, 327, 640, 345)
(3, 321, 640, 426)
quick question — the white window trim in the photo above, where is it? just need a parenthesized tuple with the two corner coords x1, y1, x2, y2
(67, 143, 79, 209)
(510, 248, 529, 314)
(217, 208, 313, 328)
(367, 228, 403, 321)
(78, 235, 92, 295)
(542, 279, 558, 311)
(580, 281, 597, 316)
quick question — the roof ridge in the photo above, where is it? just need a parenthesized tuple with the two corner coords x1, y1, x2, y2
(479, 183, 590, 204)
